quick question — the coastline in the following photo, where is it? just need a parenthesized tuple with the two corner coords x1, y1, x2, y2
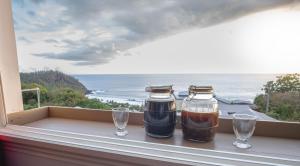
(86, 90, 254, 106)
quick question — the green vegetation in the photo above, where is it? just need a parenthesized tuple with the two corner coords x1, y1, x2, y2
(22, 83, 49, 110)
(21, 70, 88, 94)
(254, 74, 300, 121)
(21, 70, 142, 111)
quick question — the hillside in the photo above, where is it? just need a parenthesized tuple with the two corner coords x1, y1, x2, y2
(20, 70, 141, 111)
(20, 70, 88, 93)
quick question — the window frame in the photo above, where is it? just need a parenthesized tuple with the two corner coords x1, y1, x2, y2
(0, 1, 300, 165)
(0, 73, 8, 127)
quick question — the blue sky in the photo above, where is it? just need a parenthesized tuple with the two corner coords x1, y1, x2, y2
(12, 0, 300, 74)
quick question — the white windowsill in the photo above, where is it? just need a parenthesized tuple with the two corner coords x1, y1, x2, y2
(1, 124, 299, 166)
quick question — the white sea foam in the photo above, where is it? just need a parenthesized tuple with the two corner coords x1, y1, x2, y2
(87, 93, 144, 106)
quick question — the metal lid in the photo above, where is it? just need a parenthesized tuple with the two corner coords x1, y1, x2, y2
(145, 85, 173, 93)
(188, 85, 213, 95)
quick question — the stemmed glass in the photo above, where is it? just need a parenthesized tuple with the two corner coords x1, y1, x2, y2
(112, 107, 129, 136)
(232, 114, 256, 149)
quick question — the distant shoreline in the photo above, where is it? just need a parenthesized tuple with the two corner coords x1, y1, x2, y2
(73, 73, 281, 76)
(75, 74, 274, 107)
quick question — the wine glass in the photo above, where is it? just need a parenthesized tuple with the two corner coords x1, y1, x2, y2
(232, 114, 256, 149)
(112, 107, 129, 136)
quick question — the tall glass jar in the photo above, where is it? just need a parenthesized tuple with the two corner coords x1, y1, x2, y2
(181, 86, 219, 142)
(144, 85, 176, 138)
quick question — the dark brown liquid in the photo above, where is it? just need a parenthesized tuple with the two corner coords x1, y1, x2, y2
(181, 110, 219, 142)
(144, 100, 176, 138)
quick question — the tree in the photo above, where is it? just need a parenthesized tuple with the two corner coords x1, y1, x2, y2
(77, 98, 111, 110)
(49, 88, 85, 107)
(255, 73, 300, 121)
(22, 83, 49, 104)
(263, 74, 300, 93)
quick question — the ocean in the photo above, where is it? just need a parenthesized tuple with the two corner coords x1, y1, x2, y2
(74, 74, 278, 105)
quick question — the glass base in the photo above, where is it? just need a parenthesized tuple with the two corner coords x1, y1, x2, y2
(184, 137, 212, 142)
(146, 132, 173, 138)
(233, 140, 252, 149)
(115, 130, 128, 137)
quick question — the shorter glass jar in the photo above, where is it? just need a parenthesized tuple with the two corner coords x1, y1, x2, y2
(181, 85, 219, 142)
(144, 85, 176, 138)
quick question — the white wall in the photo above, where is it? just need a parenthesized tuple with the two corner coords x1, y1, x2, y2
(0, 0, 24, 113)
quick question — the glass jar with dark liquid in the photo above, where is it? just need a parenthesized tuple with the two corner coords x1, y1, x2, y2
(144, 85, 176, 138)
(181, 86, 219, 142)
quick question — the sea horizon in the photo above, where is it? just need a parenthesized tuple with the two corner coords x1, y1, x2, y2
(72, 73, 285, 76)
(74, 73, 279, 105)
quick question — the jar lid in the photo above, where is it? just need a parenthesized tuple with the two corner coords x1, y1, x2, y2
(145, 85, 173, 93)
(189, 85, 213, 95)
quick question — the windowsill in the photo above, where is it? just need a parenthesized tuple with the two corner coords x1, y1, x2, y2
(24, 117, 300, 159)
(1, 106, 300, 165)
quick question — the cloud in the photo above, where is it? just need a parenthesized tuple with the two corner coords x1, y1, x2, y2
(30, 0, 45, 4)
(27, 10, 35, 17)
(17, 36, 32, 43)
(44, 39, 59, 44)
(13, 0, 296, 66)
(34, 38, 116, 65)
(33, 46, 115, 66)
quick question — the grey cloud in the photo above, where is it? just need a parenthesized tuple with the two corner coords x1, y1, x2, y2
(13, 18, 18, 26)
(18, 0, 296, 65)
(14, 0, 44, 7)
(30, 19, 70, 32)
(18, 36, 32, 43)
(111, 0, 293, 41)
(33, 41, 116, 66)
(14, 0, 25, 7)
(27, 10, 35, 17)
(44, 39, 59, 44)
(30, 0, 45, 4)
